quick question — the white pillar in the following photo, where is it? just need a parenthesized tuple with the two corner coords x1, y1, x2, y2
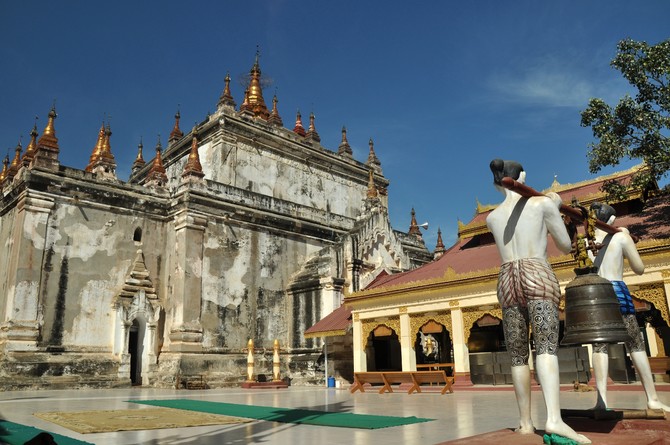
(451, 308, 469, 374)
(352, 316, 367, 372)
(399, 312, 416, 371)
(646, 323, 659, 357)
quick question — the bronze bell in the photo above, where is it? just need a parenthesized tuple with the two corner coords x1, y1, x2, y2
(561, 267, 631, 345)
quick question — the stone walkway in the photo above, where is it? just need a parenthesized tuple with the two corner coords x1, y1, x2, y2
(0, 384, 668, 444)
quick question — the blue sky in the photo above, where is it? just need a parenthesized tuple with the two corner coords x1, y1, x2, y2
(1, 1, 669, 249)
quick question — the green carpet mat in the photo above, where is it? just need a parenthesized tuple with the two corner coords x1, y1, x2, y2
(0, 420, 94, 445)
(130, 399, 433, 429)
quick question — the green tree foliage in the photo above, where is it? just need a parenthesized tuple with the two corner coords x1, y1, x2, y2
(581, 38, 670, 202)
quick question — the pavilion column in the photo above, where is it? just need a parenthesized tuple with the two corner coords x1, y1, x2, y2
(663, 276, 670, 322)
(352, 314, 366, 372)
(450, 307, 472, 385)
(399, 309, 416, 371)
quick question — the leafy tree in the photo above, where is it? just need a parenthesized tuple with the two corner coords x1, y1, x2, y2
(581, 38, 670, 201)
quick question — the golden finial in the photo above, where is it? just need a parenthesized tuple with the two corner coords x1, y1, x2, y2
(305, 111, 320, 142)
(293, 110, 306, 136)
(22, 120, 38, 167)
(169, 107, 184, 143)
(218, 72, 236, 108)
(0, 155, 9, 184)
(182, 125, 205, 180)
(246, 50, 269, 119)
(131, 138, 146, 173)
(85, 124, 106, 172)
(366, 137, 381, 171)
(144, 137, 168, 186)
(338, 125, 353, 157)
(435, 228, 445, 249)
(268, 93, 283, 126)
(408, 207, 421, 236)
(36, 105, 59, 153)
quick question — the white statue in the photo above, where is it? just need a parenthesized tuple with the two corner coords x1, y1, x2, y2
(486, 159, 590, 444)
(589, 202, 670, 412)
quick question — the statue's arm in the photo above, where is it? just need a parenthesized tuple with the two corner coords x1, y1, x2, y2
(619, 228, 645, 275)
(543, 196, 572, 254)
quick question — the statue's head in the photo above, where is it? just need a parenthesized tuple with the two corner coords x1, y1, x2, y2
(490, 159, 525, 189)
(590, 202, 616, 225)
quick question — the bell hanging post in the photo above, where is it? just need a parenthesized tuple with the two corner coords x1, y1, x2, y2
(500, 178, 632, 345)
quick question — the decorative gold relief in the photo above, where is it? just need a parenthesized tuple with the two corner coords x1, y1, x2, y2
(634, 283, 669, 327)
(449, 301, 460, 307)
(409, 313, 452, 349)
(461, 306, 503, 342)
(662, 270, 670, 282)
(361, 317, 400, 349)
(399, 306, 408, 314)
(353, 313, 360, 322)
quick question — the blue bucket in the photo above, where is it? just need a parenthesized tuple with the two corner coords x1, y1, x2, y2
(327, 376, 336, 387)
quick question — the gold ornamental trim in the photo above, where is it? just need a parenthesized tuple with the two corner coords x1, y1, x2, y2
(461, 306, 503, 343)
(304, 329, 347, 339)
(633, 283, 669, 327)
(409, 313, 452, 350)
(361, 317, 400, 350)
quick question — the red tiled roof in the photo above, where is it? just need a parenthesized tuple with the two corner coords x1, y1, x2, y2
(304, 305, 352, 338)
(365, 191, 670, 292)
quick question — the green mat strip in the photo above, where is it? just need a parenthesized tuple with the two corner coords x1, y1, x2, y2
(0, 420, 94, 445)
(130, 399, 433, 429)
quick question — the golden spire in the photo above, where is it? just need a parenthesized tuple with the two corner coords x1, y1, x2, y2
(169, 109, 184, 143)
(240, 88, 254, 117)
(267, 94, 283, 127)
(218, 72, 236, 108)
(305, 112, 321, 142)
(0, 156, 8, 185)
(338, 126, 353, 158)
(144, 138, 168, 186)
(366, 168, 378, 199)
(408, 208, 421, 236)
(293, 110, 306, 136)
(6, 140, 23, 180)
(182, 127, 205, 180)
(366, 137, 382, 173)
(246, 51, 269, 119)
(102, 123, 115, 161)
(434, 227, 446, 258)
(132, 139, 146, 173)
(86, 124, 106, 172)
(22, 121, 38, 167)
(34, 106, 60, 168)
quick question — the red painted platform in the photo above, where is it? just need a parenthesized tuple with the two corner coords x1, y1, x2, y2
(240, 381, 288, 389)
(436, 417, 670, 445)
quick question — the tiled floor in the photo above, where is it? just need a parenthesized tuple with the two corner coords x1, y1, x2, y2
(0, 384, 667, 445)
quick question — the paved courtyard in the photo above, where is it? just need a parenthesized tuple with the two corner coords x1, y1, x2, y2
(0, 384, 668, 444)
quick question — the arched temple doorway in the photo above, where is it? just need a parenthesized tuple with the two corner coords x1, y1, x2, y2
(465, 310, 509, 385)
(414, 319, 453, 367)
(365, 324, 402, 371)
(129, 317, 146, 386)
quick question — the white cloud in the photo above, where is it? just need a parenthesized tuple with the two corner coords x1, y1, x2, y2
(487, 55, 630, 108)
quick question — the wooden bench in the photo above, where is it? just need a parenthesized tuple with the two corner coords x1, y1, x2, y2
(350, 370, 453, 395)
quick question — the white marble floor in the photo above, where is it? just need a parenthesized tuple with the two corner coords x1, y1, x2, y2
(0, 384, 665, 445)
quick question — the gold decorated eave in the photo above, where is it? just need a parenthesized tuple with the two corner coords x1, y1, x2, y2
(304, 328, 347, 339)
